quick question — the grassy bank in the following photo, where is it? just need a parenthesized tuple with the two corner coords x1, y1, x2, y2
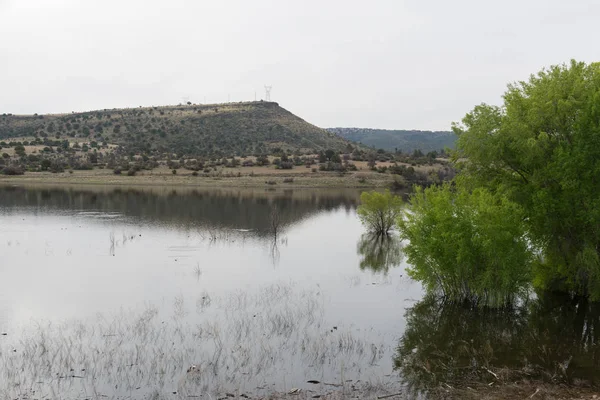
(0, 166, 398, 188)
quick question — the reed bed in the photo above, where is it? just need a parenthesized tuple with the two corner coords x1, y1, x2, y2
(0, 282, 397, 399)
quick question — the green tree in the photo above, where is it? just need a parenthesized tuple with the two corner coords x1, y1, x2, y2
(40, 159, 52, 171)
(14, 145, 25, 157)
(324, 149, 335, 161)
(398, 184, 533, 307)
(452, 60, 600, 298)
(357, 190, 402, 235)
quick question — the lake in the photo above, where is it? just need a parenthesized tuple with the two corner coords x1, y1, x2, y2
(0, 184, 598, 399)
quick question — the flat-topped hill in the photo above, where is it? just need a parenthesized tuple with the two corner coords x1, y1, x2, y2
(0, 102, 351, 157)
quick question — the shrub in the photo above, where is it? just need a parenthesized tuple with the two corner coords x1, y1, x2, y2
(192, 171, 199, 176)
(398, 184, 534, 307)
(172, 169, 177, 175)
(1, 166, 24, 175)
(127, 168, 137, 176)
(113, 168, 122, 175)
(357, 190, 402, 235)
(50, 161, 65, 173)
(283, 177, 294, 183)
(389, 178, 406, 191)
(356, 173, 368, 184)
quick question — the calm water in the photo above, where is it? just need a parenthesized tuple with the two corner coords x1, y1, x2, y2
(0, 185, 599, 399)
(0, 185, 418, 399)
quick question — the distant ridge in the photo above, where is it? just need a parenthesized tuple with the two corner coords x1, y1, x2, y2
(327, 127, 456, 153)
(0, 102, 352, 157)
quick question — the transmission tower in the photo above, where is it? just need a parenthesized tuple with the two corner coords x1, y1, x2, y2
(264, 85, 272, 101)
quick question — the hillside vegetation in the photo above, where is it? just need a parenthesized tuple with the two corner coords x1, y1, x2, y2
(0, 102, 350, 157)
(328, 127, 456, 153)
(0, 102, 455, 188)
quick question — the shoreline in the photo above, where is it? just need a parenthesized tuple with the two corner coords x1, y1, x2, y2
(0, 169, 398, 189)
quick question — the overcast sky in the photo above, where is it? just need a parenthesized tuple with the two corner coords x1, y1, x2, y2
(0, 0, 598, 131)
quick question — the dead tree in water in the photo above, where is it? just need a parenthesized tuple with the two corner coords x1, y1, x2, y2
(269, 205, 282, 240)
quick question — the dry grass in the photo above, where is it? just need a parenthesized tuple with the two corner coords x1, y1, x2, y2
(0, 166, 398, 188)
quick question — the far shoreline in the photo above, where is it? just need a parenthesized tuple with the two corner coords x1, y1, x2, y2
(0, 168, 399, 189)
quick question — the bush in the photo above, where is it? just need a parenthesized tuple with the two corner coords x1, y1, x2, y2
(1, 166, 24, 175)
(398, 184, 534, 307)
(283, 177, 294, 183)
(113, 168, 122, 175)
(356, 173, 368, 184)
(389, 178, 406, 191)
(192, 171, 199, 176)
(50, 161, 65, 173)
(357, 190, 402, 235)
(40, 159, 52, 171)
(172, 169, 177, 175)
(127, 168, 137, 176)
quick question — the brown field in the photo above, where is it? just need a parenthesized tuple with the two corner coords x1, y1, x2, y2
(0, 165, 401, 188)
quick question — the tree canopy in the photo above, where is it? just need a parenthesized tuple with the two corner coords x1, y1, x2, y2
(399, 184, 533, 306)
(357, 190, 403, 235)
(452, 60, 600, 298)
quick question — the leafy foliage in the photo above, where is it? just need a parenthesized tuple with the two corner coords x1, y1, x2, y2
(398, 184, 534, 307)
(453, 60, 600, 298)
(357, 190, 403, 235)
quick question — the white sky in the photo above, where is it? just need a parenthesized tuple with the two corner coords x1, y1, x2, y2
(0, 0, 598, 130)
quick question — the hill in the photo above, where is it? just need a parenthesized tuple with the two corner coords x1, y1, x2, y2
(0, 102, 351, 157)
(327, 127, 456, 153)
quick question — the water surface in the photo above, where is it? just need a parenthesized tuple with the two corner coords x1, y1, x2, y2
(0, 185, 417, 399)
(1, 184, 599, 399)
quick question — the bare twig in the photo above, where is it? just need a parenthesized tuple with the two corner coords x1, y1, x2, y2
(483, 367, 498, 379)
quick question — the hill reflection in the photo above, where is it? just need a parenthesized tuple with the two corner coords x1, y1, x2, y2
(0, 185, 361, 236)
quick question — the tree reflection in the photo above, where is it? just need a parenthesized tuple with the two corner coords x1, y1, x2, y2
(394, 292, 600, 396)
(356, 233, 403, 274)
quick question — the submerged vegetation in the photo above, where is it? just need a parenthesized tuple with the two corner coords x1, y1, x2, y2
(0, 283, 395, 399)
